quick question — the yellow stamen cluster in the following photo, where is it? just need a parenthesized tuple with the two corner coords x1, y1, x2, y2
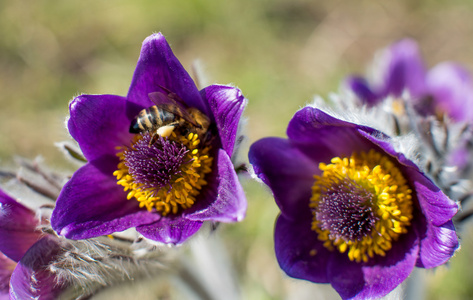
(310, 149, 413, 263)
(113, 132, 213, 216)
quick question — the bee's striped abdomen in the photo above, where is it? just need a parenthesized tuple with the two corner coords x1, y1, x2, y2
(144, 107, 158, 130)
(129, 106, 177, 134)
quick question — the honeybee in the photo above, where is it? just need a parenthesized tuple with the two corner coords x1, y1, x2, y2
(129, 88, 211, 145)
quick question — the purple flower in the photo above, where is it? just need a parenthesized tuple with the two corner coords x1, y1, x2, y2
(51, 33, 247, 245)
(249, 107, 459, 299)
(347, 39, 473, 123)
(0, 189, 66, 299)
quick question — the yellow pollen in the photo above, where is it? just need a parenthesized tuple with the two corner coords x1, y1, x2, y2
(310, 149, 413, 263)
(114, 132, 213, 216)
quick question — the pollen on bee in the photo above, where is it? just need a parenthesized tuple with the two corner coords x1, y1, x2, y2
(157, 125, 176, 138)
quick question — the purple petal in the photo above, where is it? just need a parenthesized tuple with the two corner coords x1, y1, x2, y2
(426, 62, 473, 122)
(408, 173, 458, 226)
(381, 38, 427, 97)
(136, 217, 203, 245)
(9, 236, 65, 300)
(249, 137, 318, 220)
(186, 149, 247, 223)
(202, 85, 247, 157)
(68, 94, 137, 161)
(345, 76, 380, 106)
(287, 107, 380, 161)
(0, 291, 8, 300)
(127, 33, 208, 115)
(328, 228, 419, 300)
(274, 214, 330, 283)
(51, 157, 160, 239)
(0, 190, 41, 262)
(415, 219, 459, 268)
(355, 129, 422, 174)
(0, 253, 15, 297)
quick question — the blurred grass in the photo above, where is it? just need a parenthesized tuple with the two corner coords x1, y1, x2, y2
(2, 0, 473, 299)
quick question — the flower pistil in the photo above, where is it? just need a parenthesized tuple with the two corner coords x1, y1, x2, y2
(310, 149, 413, 263)
(113, 132, 213, 215)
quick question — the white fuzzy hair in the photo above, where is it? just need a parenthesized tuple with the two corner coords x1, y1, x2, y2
(49, 235, 171, 297)
(306, 89, 423, 167)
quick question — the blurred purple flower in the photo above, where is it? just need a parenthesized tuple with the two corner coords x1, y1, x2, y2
(347, 39, 473, 123)
(249, 107, 459, 300)
(51, 33, 247, 245)
(0, 189, 66, 300)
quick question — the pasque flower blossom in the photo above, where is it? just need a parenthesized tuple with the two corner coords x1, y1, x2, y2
(0, 188, 66, 299)
(249, 106, 459, 299)
(347, 38, 473, 123)
(51, 33, 247, 244)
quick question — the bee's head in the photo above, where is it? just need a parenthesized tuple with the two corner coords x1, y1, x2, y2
(188, 108, 210, 131)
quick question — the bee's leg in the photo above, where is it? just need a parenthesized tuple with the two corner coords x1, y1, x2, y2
(148, 133, 160, 147)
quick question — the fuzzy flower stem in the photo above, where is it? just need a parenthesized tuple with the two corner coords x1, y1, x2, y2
(17, 175, 60, 201)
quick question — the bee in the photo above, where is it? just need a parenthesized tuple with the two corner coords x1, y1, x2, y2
(129, 88, 211, 146)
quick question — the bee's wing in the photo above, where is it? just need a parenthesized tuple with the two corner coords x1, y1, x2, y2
(148, 91, 185, 107)
(149, 90, 201, 128)
(154, 103, 200, 128)
(150, 85, 187, 105)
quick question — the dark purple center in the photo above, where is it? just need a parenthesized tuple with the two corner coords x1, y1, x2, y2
(123, 133, 189, 190)
(315, 180, 378, 241)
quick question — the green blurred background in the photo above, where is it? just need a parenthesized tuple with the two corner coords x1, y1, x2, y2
(2, 0, 473, 299)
